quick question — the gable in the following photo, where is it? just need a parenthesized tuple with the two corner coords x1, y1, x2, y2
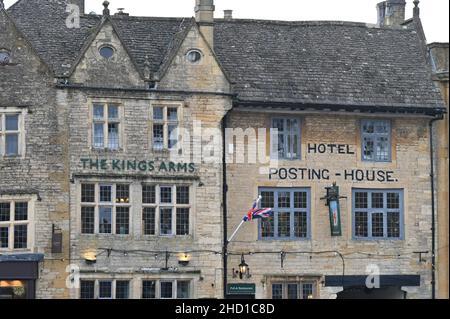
(157, 24, 231, 94)
(69, 20, 143, 88)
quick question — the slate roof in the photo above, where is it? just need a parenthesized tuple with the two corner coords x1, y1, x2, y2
(6, 0, 445, 112)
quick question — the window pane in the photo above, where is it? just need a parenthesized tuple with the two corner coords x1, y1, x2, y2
(278, 212, 290, 238)
(272, 119, 285, 159)
(387, 212, 401, 238)
(142, 281, 156, 299)
(13, 225, 27, 249)
(287, 284, 298, 299)
(176, 208, 189, 235)
(142, 185, 156, 204)
(160, 208, 173, 235)
(5, 134, 19, 155)
(371, 213, 384, 237)
(116, 281, 129, 299)
(278, 192, 290, 208)
(108, 123, 119, 150)
(0, 227, 8, 248)
(261, 216, 274, 238)
(302, 283, 314, 299)
(116, 207, 129, 235)
(81, 207, 95, 234)
(294, 212, 308, 238)
(261, 191, 274, 208)
(371, 193, 384, 209)
(99, 281, 112, 299)
(99, 185, 112, 202)
(5, 115, 18, 131)
(143, 207, 156, 235)
(362, 121, 374, 133)
(272, 284, 283, 299)
(160, 282, 173, 299)
(80, 281, 95, 299)
(375, 136, 389, 161)
(153, 107, 163, 121)
(81, 184, 95, 203)
(289, 119, 300, 159)
(160, 187, 172, 204)
(177, 281, 190, 299)
(176, 186, 189, 204)
(375, 121, 389, 133)
(168, 108, 178, 121)
(355, 192, 368, 209)
(387, 193, 400, 209)
(355, 212, 368, 237)
(153, 124, 164, 150)
(108, 105, 119, 120)
(93, 105, 104, 120)
(0, 203, 10, 222)
(14, 202, 28, 221)
(294, 192, 307, 209)
(116, 184, 130, 204)
(168, 124, 178, 149)
(94, 123, 104, 148)
(99, 207, 112, 234)
(363, 137, 374, 160)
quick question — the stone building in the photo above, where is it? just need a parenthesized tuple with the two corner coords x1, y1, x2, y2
(0, 0, 447, 299)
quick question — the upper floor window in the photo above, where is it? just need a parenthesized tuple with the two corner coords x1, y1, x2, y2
(352, 189, 403, 240)
(92, 103, 120, 150)
(80, 183, 130, 235)
(0, 201, 30, 250)
(0, 113, 22, 157)
(259, 188, 310, 240)
(271, 118, 301, 160)
(99, 46, 115, 59)
(361, 120, 391, 162)
(142, 184, 191, 237)
(271, 280, 317, 299)
(152, 106, 179, 151)
(142, 280, 191, 299)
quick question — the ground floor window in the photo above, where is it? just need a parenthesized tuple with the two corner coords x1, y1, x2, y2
(142, 279, 191, 299)
(0, 200, 31, 251)
(0, 280, 31, 299)
(80, 279, 130, 299)
(270, 280, 317, 299)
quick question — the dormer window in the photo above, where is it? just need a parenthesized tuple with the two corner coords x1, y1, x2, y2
(99, 46, 115, 59)
(186, 50, 202, 63)
(0, 50, 11, 65)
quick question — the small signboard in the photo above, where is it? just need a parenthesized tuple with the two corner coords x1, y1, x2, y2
(227, 283, 256, 295)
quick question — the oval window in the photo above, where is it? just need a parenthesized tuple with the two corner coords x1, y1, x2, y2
(186, 50, 202, 63)
(99, 46, 114, 59)
(0, 51, 11, 65)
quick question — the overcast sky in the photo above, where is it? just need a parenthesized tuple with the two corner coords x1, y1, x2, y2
(5, 0, 449, 43)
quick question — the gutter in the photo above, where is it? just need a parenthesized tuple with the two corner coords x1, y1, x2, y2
(429, 114, 444, 299)
(221, 112, 229, 299)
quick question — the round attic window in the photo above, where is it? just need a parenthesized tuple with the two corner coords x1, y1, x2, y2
(186, 50, 202, 63)
(0, 51, 11, 65)
(99, 46, 115, 59)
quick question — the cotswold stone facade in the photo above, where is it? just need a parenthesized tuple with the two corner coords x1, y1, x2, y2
(0, 0, 447, 299)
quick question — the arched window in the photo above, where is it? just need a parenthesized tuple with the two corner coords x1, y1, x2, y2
(0, 50, 11, 65)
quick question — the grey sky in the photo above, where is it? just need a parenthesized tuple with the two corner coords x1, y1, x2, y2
(4, 0, 449, 43)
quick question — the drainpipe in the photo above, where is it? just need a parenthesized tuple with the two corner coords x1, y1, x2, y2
(429, 114, 444, 299)
(222, 112, 229, 299)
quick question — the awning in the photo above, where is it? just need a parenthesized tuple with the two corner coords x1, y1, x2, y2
(324, 275, 421, 288)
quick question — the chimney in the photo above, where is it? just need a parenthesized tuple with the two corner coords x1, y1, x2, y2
(195, 0, 215, 46)
(224, 10, 233, 20)
(377, 0, 406, 26)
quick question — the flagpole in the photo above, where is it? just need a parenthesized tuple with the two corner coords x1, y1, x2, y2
(227, 220, 245, 243)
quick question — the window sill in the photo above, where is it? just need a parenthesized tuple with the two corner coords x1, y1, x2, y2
(91, 148, 124, 153)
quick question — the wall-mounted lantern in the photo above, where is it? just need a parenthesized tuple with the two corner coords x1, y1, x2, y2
(232, 254, 251, 279)
(178, 253, 190, 267)
(83, 252, 97, 265)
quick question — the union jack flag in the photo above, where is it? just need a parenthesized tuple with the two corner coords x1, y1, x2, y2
(243, 197, 274, 222)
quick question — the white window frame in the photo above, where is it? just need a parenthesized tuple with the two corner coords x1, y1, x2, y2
(142, 184, 191, 237)
(150, 104, 181, 151)
(270, 279, 318, 299)
(0, 108, 26, 158)
(0, 196, 35, 252)
(80, 183, 131, 235)
(91, 102, 122, 151)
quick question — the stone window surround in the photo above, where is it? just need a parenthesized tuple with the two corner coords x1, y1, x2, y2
(80, 278, 131, 299)
(0, 195, 36, 252)
(76, 180, 195, 238)
(150, 102, 183, 152)
(270, 116, 302, 161)
(88, 101, 124, 151)
(0, 108, 26, 158)
(361, 119, 392, 162)
(77, 276, 195, 299)
(267, 276, 320, 299)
